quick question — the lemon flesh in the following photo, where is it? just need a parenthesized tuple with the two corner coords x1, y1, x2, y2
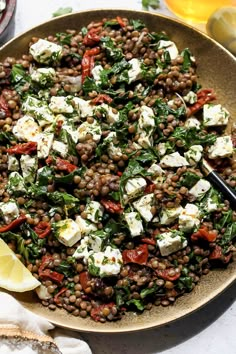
(0, 238, 41, 292)
(206, 6, 236, 55)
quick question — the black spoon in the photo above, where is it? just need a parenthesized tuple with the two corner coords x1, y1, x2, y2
(201, 159, 236, 209)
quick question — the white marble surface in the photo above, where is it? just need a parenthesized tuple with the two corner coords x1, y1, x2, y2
(7, 1, 236, 353)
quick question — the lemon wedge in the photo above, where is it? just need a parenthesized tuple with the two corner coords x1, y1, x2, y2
(0, 238, 41, 292)
(206, 6, 236, 55)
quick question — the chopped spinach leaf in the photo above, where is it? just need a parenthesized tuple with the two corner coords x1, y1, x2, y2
(179, 171, 201, 188)
(52, 7, 72, 17)
(130, 19, 146, 30)
(55, 32, 73, 45)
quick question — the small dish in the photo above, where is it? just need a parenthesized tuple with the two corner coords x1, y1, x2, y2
(0, 0, 16, 45)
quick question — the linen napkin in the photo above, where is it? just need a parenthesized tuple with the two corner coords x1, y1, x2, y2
(0, 292, 92, 354)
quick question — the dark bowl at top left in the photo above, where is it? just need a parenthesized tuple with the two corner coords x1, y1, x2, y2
(0, 0, 16, 45)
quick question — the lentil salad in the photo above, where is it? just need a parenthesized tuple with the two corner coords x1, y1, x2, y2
(0, 16, 236, 323)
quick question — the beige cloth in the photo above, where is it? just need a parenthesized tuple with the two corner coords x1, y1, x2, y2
(0, 292, 92, 354)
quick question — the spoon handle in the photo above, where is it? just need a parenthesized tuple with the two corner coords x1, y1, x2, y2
(202, 159, 236, 209)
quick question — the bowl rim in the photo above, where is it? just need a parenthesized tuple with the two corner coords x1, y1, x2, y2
(0, 0, 16, 37)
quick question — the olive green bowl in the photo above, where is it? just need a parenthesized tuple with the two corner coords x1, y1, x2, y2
(1, 9, 236, 333)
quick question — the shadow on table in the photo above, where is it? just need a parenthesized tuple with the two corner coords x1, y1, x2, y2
(82, 280, 236, 354)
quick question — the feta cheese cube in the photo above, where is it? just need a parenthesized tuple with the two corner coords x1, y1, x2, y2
(20, 155, 38, 183)
(138, 105, 155, 130)
(206, 197, 218, 212)
(158, 40, 178, 60)
(125, 177, 147, 200)
(98, 103, 120, 123)
(49, 96, 74, 114)
(22, 96, 55, 127)
(88, 246, 123, 277)
(0, 200, 19, 224)
(137, 131, 153, 148)
(147, 163, 165, 184)
(208, 136, 233, 159)
(184, 145, 203, 165)
(157, 231, 187, 256)
(77, 120, 101, 143)
(157, 142, 167, 156)
(31, 67, 56, 86)
(62, 123, 79, 144)
(133, 193, 154, 222)
(127, 58, 142, 83)
(84, 201, 104, 224)
(52, 140, 68, 158)
(160, 152, 189, 167)
(56, 218, 81, 247)
(73, 97, 94, 117)
(36, 132, 54, 159)
(189, 179, 211, 200)
(75, 215, 98, 235)
(7, 172, 26, 194)
(124, 211, 144, 237)
(203, 104, 230, 126)
(185, 117, 201, 130)
(179, 203, 200, 232)
(73, 237, 92, 261)
(29, 39, 62, 64)
(12, 115, 41, 142)
(160, 206, 183, 225)
(7, 155, 19, 171)
(183, 91, 197, 104)
(105, 132, 123, 159)
(91, 65, 103, 84)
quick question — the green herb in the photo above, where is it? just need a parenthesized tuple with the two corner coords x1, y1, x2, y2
(56, 32, 73, 45)
(171, 127, 217, 148)
(148, 32, 169, 43)
(142, 0, 160, 10)
(140, 284, 158, 299)
(54, 169, 82, 184)
(0, 131, 14, 142)
(0, 231, 29, 261)
(115, 286, 130, 308)
(104, 20, 119, 28)
(82, 77, 100, 96)
(179, 171, 201, 188)
(101, 36, 124, 62)
(37, 166, 53, 186)
(130, 19, 146, 30)
(134, 150, 158, 164)
(52, 7, 72, 17)
(10, 64, 30, 95)
(215, 210, 233, 230)
(181, 48, 192, 72)
(48, 191, 80, 205)
(218, 222, 236, 252)
(126, 299, 144, 311)
(177, 276, 193, 291)
(55, 260, 75, 277)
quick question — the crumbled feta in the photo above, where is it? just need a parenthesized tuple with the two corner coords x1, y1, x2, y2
(105, 132, 123, 159)
(183, 91, 197, 104)
(206, 197, 218, 212)
(91, 65, 103, 84)
(160, 206, 183, 225)
(160, 152, 189, 167)
(157, 231, 187, 256)
(179, 203, 200, 232)
(98, 103, 120, 123)
(7, 155, 19, 171)
(147, 163, 165, 184)
(56, 218, 81, 247)
(137, 132, 153, 148)
(138, 105, 155, 130)
(75, 215, 98, 235)
(77, 120, 102, 143)
(127, 58, 142, 83)
(29, 39, 62, 64)
(88, 246, 123, 277)
(49, 96, 74, 114)
(36, 132, 54, 159)
(62, 123, 79, 144)
(73, 97, 94, 117)
(31, 67, 56, 85)
(12, 115, 41, 142)
(189, 179, 211, 200)
(7, 172, 26, 194)
(158, 40, 178, 60)
(185, 117, 201, 130)
(208, 136, 233, 159)
(184, 145, 203, 165)
(0, 200, 19, 224)
(84, 201, 104, 224)
(203, 104, 230, 126)
(52, 140, 68, 158)
(157, 142, 167, 156)
(133, 193, 154, 222)
(20, 155, 38, 183)
(124, 211, 144, 237)
(22, 96, 55, 127)
(125, 177, 147, 200)
(73, 237, 92, 261)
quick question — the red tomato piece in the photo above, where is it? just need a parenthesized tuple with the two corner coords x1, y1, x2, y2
(122, 244, 149, 266)
(100, 199, 123, 214)
(6, 142, 37, 155)
(191, 226, 217, 243)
